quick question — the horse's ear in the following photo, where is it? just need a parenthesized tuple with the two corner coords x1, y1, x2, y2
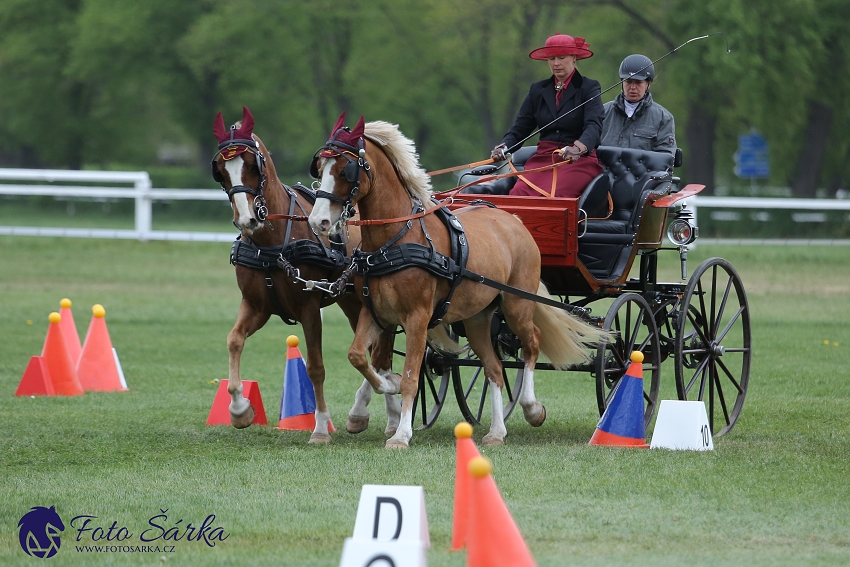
(240, 106, 255, 138)
(331, 111, 346, 136)
(350, 115, 365, 139)
(213, 112, 227, 142)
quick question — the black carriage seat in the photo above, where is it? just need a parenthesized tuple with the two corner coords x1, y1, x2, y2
(577, 146, 675, 280)
(460, 146, 538, 194)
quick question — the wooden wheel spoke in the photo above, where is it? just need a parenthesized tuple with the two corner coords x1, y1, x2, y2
(464, 367, 482, 399)
(686, 306, 711, 346)
(504, 369, 515, 403)
(629, 309, 646, 352)
(711, 276, 734, 336)
(715, 306, 746, 344)
(716, 357, 743, 394)
(686, 356, 710, 397)
(477, 378, 488, 420)
(709, 266, 718, 334)
(426, 374, 439, 399)
(712, 364, 731, 426)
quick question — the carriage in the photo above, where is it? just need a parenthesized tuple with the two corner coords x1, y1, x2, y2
(409, 144, 752, 438)
(215, 108, 750, 448)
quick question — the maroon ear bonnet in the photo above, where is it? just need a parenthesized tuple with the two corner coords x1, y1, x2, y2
(319, 112, 366, 158)
(213, 106, 256, 160)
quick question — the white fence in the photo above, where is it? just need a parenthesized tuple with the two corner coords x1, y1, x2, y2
(0, 168, 232, 242)
(687, 196, 850, 246)
(1, 168, 850, 244)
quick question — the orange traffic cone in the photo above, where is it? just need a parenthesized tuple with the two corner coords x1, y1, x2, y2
(76, 305, 127, 392)
(59, 298, 82, 364)
(466, 456, 537, 567)
(206, 379, 268, 426)
(41, 312, 84, 396)
(451, 422, 480, 551)
(15, 356, 55, 396)
(589, 351, 650, 448)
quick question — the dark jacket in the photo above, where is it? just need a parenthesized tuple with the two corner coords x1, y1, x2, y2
(601, 92, 676, 154)
(501, 70, 604, 152)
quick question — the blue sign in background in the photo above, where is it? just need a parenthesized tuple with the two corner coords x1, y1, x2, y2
(734, 131, 770, 178)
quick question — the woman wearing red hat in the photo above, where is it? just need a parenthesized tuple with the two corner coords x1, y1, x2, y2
(491, 34, 604, 198)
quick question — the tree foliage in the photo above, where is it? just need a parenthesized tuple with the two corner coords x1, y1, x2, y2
(1, 0, 847, 194)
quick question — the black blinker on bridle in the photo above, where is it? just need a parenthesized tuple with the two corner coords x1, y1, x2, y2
(212, 125, 269, 221)
(310, 130, 371, 223)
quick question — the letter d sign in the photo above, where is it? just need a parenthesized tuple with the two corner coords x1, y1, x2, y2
(352, 485, 429, 548)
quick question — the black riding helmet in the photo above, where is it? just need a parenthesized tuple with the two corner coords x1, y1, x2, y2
(619, 54, 654, 81)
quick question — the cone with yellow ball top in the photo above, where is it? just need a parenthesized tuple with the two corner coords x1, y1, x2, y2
(451, 422, 480, 551)
(466, 456, 537, 567)
(77, 304, 128, 392)
(588, 350, 649, 448)
(42, 312, 84, 396)
(59, 298, 82, 364)
(278, 335, 334, 434)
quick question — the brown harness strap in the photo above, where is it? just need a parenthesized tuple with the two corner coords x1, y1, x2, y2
(427, 158, 496, 177)
(435, 160, 568, 199)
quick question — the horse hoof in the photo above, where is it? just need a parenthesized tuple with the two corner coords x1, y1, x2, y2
(384, 426, 398, 437)
(524, 403, 547, 427)
(308, 432, 332, 444)
(346, 414, 370, 434)
(385, 439, 409, 449)
(230, 406, 255, 429)
(482, 434, 505, 446)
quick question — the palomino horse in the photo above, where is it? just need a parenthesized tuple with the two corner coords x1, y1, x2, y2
(308, 114, 607, 448)
(212, 106, 398, 443)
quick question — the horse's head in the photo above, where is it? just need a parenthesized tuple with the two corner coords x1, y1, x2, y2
(212, 106, 271, 236)
(308, 112, 371, 236)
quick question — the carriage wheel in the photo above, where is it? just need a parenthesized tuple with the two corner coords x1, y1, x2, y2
(674, 258, 751, 437)
(451, 332, 524, 426)
(595, 293, 661, 429)
(411, 347, 451, 430)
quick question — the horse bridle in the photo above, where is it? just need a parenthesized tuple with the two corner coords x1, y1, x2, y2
(310, 130, 371, 226)
(211, 126, 269, 222)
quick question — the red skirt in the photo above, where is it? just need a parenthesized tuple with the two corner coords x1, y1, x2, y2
(509, 141, 602, 198)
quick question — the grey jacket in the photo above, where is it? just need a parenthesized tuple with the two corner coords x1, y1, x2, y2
(601, 92, 676, 154)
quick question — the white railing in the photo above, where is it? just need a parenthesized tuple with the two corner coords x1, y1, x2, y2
(686, 195, 850, 246)
(0, 168, 233, 242)
(2, 169, 850, 244)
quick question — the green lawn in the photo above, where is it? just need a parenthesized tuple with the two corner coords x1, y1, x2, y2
(1, 237, 848, 566)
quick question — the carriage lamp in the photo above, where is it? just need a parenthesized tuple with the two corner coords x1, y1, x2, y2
(667, 206, 698, 279)
(667, 206, 698, 246)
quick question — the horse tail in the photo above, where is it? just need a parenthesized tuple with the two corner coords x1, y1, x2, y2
(532, 282, 608, 370)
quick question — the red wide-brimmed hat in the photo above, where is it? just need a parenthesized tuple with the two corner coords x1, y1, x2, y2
(529, 35, 593, 60)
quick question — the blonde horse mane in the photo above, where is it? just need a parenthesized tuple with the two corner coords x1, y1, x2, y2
(364, 121, 434, 207)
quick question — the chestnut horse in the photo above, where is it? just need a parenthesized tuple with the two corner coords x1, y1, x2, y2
(212, 107, 398, 443)
(308, 115, 606, 448)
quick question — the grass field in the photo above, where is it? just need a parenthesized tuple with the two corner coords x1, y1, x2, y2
(1, 236, 849, 566)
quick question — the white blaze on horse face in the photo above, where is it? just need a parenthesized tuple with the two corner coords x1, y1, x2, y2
(224, 157, 255, 231)
(308, 160, 342, 236)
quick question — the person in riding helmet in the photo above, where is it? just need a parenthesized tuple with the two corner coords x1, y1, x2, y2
(601, 54, 676, 154)
(489, 34, 604, 198)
